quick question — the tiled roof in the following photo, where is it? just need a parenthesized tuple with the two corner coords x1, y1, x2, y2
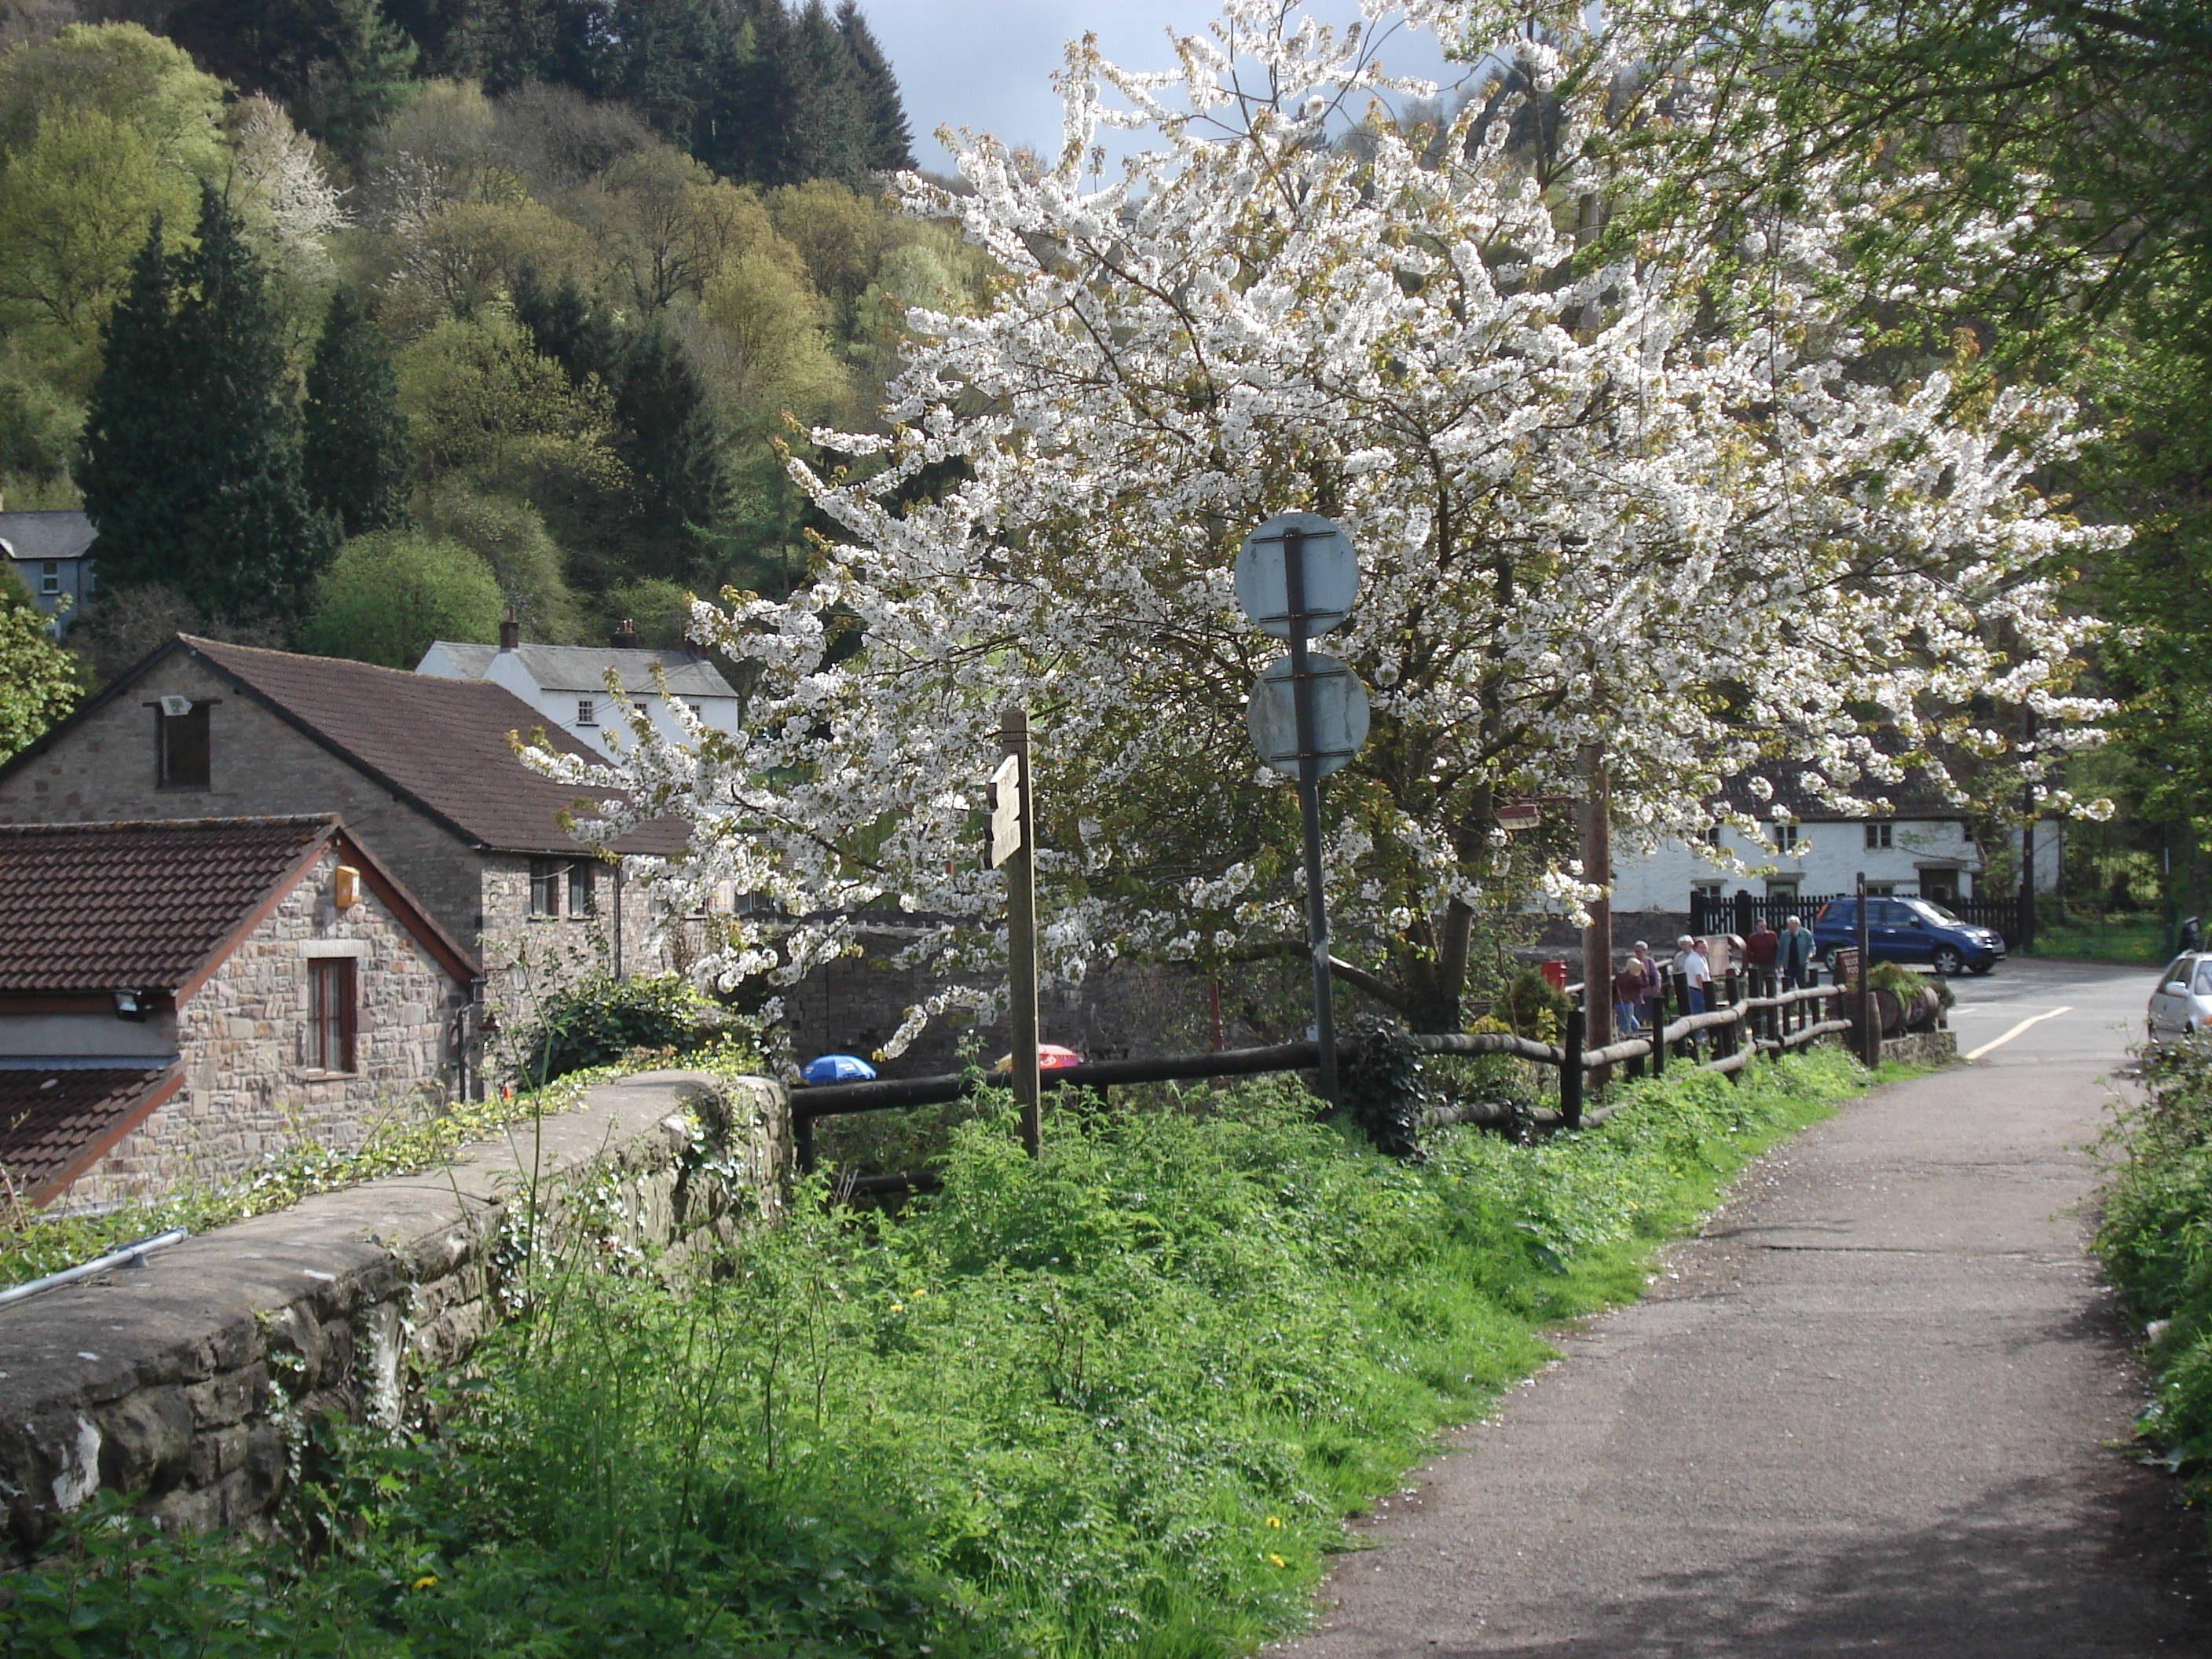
(427, 641, 738, 698)
(0, 509, 96, 563)
(0, 817, 333, 993)
(1716, 763, 1966, 823)
(181, 638, 687, 857)
(0, 1065, 175, 1207)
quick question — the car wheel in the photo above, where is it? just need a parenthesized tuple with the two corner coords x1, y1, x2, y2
(1968, 961, 1994, 976)
(1932, 945, 1965, 976)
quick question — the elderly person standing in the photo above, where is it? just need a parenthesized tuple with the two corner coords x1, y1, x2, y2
(1780, 914, 1818, 987)
(1612, 950, 1650, 1035)
(1674, 934, 1712, 1016)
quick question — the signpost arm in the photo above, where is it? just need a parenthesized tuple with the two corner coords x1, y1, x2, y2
(1284, 528, 1341, 1104)
(1002, 705, 1042, 1155)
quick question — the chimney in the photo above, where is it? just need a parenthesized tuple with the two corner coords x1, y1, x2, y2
(499, 604, 519, 652)
(611, 617, 639, 650)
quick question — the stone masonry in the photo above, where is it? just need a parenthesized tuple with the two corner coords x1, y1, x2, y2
(70, 844, 466, 1203)
(0, 1068, 789, 1558)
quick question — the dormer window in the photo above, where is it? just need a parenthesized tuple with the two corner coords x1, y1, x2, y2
(577, 698, 597, 727)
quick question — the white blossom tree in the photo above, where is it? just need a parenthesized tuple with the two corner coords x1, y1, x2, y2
(541, 0, 2118, 1041)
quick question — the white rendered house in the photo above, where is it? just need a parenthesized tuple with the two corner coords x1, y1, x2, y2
(1605, 767, 2053, 914)
(417, 617, 741, 760)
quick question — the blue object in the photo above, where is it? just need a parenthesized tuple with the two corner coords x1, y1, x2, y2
(1811, 896, 2006, 977)
(801, 1053, 877, 1084)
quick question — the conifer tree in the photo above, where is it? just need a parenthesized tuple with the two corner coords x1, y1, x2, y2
(76, 185, 339, 628)
(75, 218, 184, 592)
(614, 318, 731, 579)
(304, 285, 414, 537)
(837, 0, 911, 173)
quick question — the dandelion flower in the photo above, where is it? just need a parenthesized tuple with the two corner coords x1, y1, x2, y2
(1267, 1553, 1288, 1569)
(890, 1302, 905, 1313)
(1265, 1515, 1283, 1529)
(412, 1575, 439, 1591)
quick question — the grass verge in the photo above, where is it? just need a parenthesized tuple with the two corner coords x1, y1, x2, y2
(2095, 1036, 2212, 1496)
(2027, 914, 2168, 965)
(1, 1048, 1869, 1657)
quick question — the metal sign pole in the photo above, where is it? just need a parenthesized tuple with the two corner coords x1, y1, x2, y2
(1856, 870, 1877, 1071)
(1002, 705, 1042, 1155)
(1283, 527, 1340, 1104)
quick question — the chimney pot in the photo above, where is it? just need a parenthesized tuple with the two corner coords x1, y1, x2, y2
(611, 617, 639, 650)
(499, 604, 520, 652)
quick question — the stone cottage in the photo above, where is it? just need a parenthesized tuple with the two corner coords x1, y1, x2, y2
(0, 816, 476, 1208)
(0, 635, 689, 1036)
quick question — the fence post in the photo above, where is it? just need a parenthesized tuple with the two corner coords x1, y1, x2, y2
(797, 1109, 815, 1175)
(1649, 980, 1667, 1078)
(1562, 1005, 1585, 1129)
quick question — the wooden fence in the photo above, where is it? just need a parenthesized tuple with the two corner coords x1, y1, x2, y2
(792, 968, 1855, 1183)
(1691, 890, 2024, 947)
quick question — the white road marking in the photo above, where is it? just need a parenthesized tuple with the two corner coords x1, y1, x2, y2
(1964, 1006, 2073, 1061)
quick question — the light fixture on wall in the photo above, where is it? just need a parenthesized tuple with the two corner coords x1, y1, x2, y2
(159, 695, 193, 717)
(333, 866, 361, 910)
(112, 989, 146, 1020)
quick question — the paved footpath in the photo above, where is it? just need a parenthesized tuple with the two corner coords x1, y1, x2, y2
(1273, 958, 2212, 1657)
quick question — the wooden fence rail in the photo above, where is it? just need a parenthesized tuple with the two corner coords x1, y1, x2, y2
(792, 969, 1859, 1172)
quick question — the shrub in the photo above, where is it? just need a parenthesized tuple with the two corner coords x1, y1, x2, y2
(515, 970, 712, 1086)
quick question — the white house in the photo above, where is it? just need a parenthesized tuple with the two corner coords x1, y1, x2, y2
(0, 507, 95, 636)
(1607, 766, 2053, 913)
(416, 616, 742, 760)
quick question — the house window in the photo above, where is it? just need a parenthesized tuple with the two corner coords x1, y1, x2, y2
(529, 859, 562, 917)
(1866, 881, 1896, 897)
(1701, 826, 1724, 848)
(157, 703, 211, 789)
(577, 698, 597, 727)
(39, 560, 59, 595)
(1773, 823, 1801, 851)
(309, 958, 357, 1072)
(567, 860, 595, 916)
(1865, 822, 1893, 849)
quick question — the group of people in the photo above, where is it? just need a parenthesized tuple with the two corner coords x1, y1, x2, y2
(1609, 916, 1819, 1035)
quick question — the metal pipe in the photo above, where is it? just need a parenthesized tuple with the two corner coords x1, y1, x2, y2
(0, 1227, 189, 1309)
(1283, 526, 1340, 1104)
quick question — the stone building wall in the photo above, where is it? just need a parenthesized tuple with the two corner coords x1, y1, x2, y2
(0, 654, 486, 943)
(0, 1070, 789, 1557)
(72, 845, 466, 1203)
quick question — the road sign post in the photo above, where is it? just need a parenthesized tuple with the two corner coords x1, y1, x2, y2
(992, 708, 1042, 1155)
(1236, 513, 1368, 1107)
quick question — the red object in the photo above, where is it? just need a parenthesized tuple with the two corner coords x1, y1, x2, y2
(994, 1044, 1086, 1071)
(1540, 960, 1569, 992)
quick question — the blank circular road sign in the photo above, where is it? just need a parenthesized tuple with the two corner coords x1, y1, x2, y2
(1245, 654, 1371, 778)
(1234, 512, 1359, 639)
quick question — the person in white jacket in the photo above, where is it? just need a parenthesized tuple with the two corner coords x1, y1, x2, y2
(1673, 935, 1712, 1016)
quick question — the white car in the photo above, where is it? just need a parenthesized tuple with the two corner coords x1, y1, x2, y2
(2148, 953, 2212, 1042)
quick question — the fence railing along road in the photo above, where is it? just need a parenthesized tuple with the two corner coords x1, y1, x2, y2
(793, 969, 1855, 1189)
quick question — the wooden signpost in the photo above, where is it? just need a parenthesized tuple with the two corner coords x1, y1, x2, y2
(990, 708, 1042, 1156)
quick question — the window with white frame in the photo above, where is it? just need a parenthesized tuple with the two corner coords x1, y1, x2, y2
(39, 560, 59, 595)
(1774, 823, 1801, 851)
(577, 698, 597, 726)
(1865, 822, 1893, 849)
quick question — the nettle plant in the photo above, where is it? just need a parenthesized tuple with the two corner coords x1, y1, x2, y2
(541, 0, 2116, 1041)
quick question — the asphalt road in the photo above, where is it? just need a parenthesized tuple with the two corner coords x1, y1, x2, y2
(1271, 956, 2212, 1657)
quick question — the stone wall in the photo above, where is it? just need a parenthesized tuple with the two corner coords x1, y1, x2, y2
(71, 845, 467, 1204)
(0, 1069, 788, 1558)
(0, 654, 487, 944)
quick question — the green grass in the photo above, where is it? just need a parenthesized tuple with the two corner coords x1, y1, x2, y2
(0, 1049, 1870, 1658)
(2027, 914, 2169, 965)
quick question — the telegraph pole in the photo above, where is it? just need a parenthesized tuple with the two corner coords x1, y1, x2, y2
(997, 705, 1042, 1155)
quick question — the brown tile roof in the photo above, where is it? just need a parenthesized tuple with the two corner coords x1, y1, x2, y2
(1716, 763, 1966, 823)
(0, 817, 335, 993)
(0, 1066, 177, 1206)
(179, 637, 687, 857)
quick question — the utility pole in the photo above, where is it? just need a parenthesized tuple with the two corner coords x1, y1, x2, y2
(1581, 741, 1613, 1058)
(998, 705, 1042, 1156)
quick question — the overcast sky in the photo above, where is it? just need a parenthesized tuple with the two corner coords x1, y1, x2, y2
(859, 2, 1470, 174)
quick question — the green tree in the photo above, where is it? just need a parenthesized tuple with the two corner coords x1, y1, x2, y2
(303, 286, 414, 536)
(0, 574, 79, 762)
(304, 0, 421, 163)
(0, 23, 228, 177)
(299, 526, 505, 666)
(416, 478, 584, 640)
(613, 318, 731, 580)
(76, 186, 339, 627)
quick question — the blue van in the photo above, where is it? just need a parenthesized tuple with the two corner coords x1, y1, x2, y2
(1811, 896, 2006, 976)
